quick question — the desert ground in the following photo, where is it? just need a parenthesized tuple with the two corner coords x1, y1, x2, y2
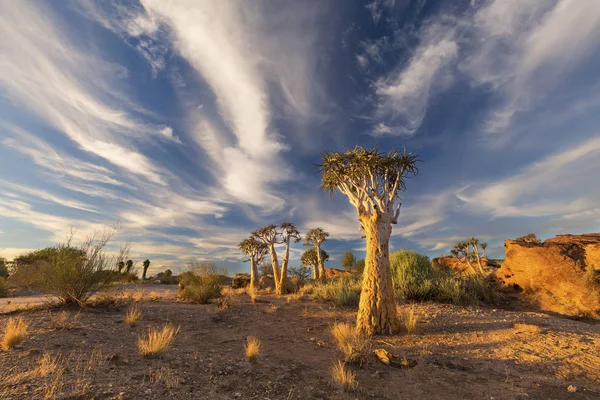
(1, 287, 599, 400)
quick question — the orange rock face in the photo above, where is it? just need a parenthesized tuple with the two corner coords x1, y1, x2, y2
(431, 256, 488, 275)
(497, 234, 600, 317)
(324, 268, 352, 279)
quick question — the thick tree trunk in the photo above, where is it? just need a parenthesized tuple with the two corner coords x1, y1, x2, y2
(250, 258, 259, 289)
(278, 238, 290, 295)
(356, 216, 399, 335)
(269, 245, 281, 293)
(313, 263, 320, 280)
(142, 266, 149, 280)
(316, 244, 326, 281)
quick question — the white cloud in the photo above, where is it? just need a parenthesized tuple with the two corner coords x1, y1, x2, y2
(374, 23, 458, 136)
(457, 136, 600, 218)
(0, 1, 174, 184)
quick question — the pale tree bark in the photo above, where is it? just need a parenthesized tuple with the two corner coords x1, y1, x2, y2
(312, 263, 320, 280)
(472, 245, 485, 274)
(250, 258, 259, 289)
(356, 214, 399, 335)
(279, 237, 291, 295)
(268, 244, 282, 294)
(316, 243, 326, 281)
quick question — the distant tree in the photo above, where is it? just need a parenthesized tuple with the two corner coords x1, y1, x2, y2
(515, 233, 541, 244)
(279, 222, 302, 293)
(304, 227, 329, 281)
(288, 265, 312, 281)
(319, 145, 419, 335)
(117, 261, 125, 273)
(341, 251, 357, 271)
(354, 259, 365, 273)
(450, 237, 487, 275)
(0, 258, 8, 278)
(238, 237, 268, 289)
(301, 248, 330, 280)
(125, 259, 134, 274)
(253, 224, 283, 293)
(258, 260, 271, 277)
(142, 259, 151, 280)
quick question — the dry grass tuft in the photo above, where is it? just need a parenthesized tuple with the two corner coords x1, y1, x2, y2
(138, 324, 178, 357)
(245, 336, 261, 362)
(330, 322, 372, 364)
(150, 367, 180, 389)
(125, 305, 142, 326)
(398, 307, 419, 334)
(331, 361, 357, 392)
(513, 323, 541, 334)
(49, 311, 80, 330)
(246, 286, 258, 303)
(2, 317, 29, 350)
(131, 289, 145, 302)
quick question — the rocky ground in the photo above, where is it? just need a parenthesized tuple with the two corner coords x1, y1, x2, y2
(1, 289, 599, 399)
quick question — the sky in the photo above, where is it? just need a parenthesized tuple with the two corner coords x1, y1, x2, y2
(1, 0, 600, 275)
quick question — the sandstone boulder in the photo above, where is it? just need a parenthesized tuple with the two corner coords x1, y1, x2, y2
(325, 268, 352, 279)
(431, 256, 489, 275)
(497, 234, 600, 317)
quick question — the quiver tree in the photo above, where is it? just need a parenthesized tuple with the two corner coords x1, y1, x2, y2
(142, 259, 151, 280)
(252, 224, 283, 293)
(279, 222, 302, 294)
(304, 227, 329, 281)
(125, 259, 133, 274)
(238, 237, 268, 289)
(301, 248, 330, 280)
(450, 237, 488, 275)
(319, 146, 419, 335)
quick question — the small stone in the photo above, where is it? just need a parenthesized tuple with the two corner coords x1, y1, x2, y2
(567, 385, 577, 393)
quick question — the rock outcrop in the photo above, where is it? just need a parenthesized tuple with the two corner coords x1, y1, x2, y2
(325, 268, 352, 279)
(497, 234, 600, 317)
(232, 273, 251, 289)
(431, 256, 489, 275)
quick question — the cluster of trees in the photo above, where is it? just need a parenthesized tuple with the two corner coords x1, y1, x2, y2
(341, 251, 365, 272)
(239, 223, 330, 294)
(116, 258, 151, 279)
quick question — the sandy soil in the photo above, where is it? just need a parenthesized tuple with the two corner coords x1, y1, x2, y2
(1, 290, 599, 399)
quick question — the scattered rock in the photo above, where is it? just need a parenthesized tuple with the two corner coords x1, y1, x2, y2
(567, 385, 577, 393)
(374, 348, 418, 369)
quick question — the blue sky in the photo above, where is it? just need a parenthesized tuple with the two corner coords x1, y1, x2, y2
(1, 0, 600, 275)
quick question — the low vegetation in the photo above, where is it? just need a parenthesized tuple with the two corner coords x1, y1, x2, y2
(138, 324, 178, 357)
(391, 249, 502, 305)
(330, 322, 372, 365)
(49, 311, 79, 330)
(398, 307, 419, 334)
(331, 360, 357, 392)
(311, 276, 361, 307)
(178, 262, 225, 304)
(244, 336, 261, 363)
(125, 305, 142, 326)
(0, 277, 8, 298)
(2, 317, 28, 351)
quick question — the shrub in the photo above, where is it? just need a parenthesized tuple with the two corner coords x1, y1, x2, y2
(330, 322, 371, 365)
(390, 249, 502, 305)
(245, 336, 261, 362)
(0, 277, 8, 298)
(2, 317, 28, 350)
(39, 232, 118, 304)
(311, 276, 361, 307)
(0, 258, 8, 278)
(331, 361, 357, 392)
(178, 262, 225, 304)
(138, 324, 178, 357)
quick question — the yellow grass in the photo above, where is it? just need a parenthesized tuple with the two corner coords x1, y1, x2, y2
(331, 361, 357, 392)
(2, 317, 29, 350)
(125, 305, 142, 326)
(330, 322, 371, 364)
(131, 290, 145, 302)
(398, 307, 419, 334)
(49, 311, 79, 330)
(513, 323, 541, 334)
(246, 286, 258, 303)
(150, 367, 180, 389)
(245, 336, 261, 362)
(138, 324, 178, 357)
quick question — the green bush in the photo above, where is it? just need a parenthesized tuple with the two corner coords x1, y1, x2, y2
(40, 234, 117, 304)
(311, 276, 361, 307)
(0, 277, 8, 297)
(0, 258, 8, 278)
(178, 262, 224, 304)
(390, 249, 502, 305)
